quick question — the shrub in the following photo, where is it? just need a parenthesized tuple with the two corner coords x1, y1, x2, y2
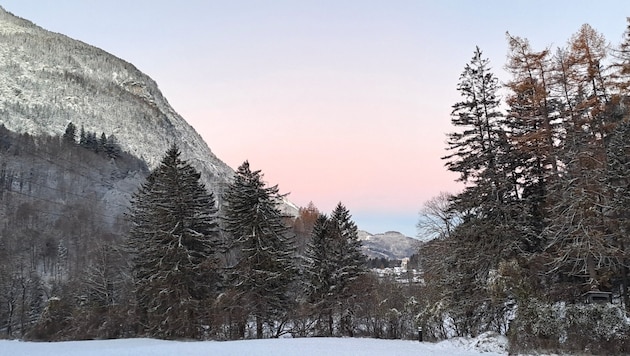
(508, 299, 630, 355)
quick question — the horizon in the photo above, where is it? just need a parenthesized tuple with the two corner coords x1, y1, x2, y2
(2, 1, 628, 237)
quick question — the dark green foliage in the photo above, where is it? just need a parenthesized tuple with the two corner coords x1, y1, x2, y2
(222, 161, 296, 339)
(303, 203, 368, 336)
(303, 214, 337, 335)
(426, 48, 522, 337)
(128, 145, 221, 339)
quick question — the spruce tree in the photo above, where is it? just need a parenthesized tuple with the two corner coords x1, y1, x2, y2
(435, 47, 523, 334)
(127, 145, 221, 339)
(222, 161, 296, 339)
(303, 214, 337, 335)
(62, 122, 77, 145)
(329, 203, 367, 336)
(303, 203, 367, 336)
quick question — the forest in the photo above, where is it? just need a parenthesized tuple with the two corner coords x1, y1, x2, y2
(0, 124, 425, 343)
(417, 19, 630, 354)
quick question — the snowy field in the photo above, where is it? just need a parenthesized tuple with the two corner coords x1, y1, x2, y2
(0, 332, 508, 356)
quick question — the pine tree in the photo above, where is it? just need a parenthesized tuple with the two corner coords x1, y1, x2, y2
(222, 161, 296, 339)
(62, 122, 77, 145)
(99, 132, 107, 153)
(443, 47, 521, 240)
(104, 134, 121, 159)
(436, 47, 524, 333)
(329, 203, 367, 336)
(303, 214, 337, 335)
(303, 203, 367, 336)
(79, 126, 86, 147)
(127, 145, 221, 339)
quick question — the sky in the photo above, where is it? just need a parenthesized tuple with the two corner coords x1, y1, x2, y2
(1, 1, 628, 237)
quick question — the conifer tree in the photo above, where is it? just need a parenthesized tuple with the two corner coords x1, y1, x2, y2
(303, 214, 338, 336)
(222, 161, 296, 339)
(611, 18, 630, 96)
(435, 47, 523, 334)
(62, 122, 77, 145)
(544, 25, 616, 291)
(99, 132, 107, 152)
(443, 47, 521, 241)
(303, 203, 367, 336)
(329, 202, 367, 336)
(503, 34, 570, 252)
(127, 145, 221, 339)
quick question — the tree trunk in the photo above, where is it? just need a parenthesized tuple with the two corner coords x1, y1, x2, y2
(256, 315, 263, 339)
(328, 310, 333, 336)
(622, 264, 629, 311)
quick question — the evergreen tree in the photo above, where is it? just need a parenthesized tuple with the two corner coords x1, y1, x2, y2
(79, 126, 86, 147)
(104, 134, 121, 159)
(443, 47, 521, 250)
(127, 145, 221, 339)
(329, 203, 367, 336)
(222, 161, 296, 339)
(431, 47, 524, 334)
(62, 122, 77, 145)
(303, 203, 367, 336)
(99, 132, 107, 153)
(611, 18, 630, 96)
(303, 214, 338, 336)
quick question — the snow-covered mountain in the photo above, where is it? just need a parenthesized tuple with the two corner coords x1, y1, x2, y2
(358, 230, 421, 260)
(0, 7, 233, 199)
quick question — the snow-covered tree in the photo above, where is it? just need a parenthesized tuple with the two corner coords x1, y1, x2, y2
(222, 161, 296, 339)
(429, 48, 527, 335)
(127, 145, 221, 339)
(303, 203, 367, 336)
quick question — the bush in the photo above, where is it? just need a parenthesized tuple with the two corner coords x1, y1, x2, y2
(508, 299, 630, 355)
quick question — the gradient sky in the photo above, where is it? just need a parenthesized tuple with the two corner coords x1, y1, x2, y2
(2, 1, 628, 237)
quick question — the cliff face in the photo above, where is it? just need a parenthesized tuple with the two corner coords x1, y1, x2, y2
(0, 6, 233, 198)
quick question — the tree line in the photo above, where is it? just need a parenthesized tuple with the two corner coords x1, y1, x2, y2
(418, 20, 630, 354)
(0, 132, 424, 342)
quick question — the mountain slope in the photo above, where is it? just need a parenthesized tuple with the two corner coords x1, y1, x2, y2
(358, 230, 421, 260)
(0, 7, 233, 198)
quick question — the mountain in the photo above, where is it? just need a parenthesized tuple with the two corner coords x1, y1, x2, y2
(0, 7, 233, 200)
(358, 230, 421, 260)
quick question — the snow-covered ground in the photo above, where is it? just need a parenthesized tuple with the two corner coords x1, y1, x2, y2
(0, 332, 508, 356)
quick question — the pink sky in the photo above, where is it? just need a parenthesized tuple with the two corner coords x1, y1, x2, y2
(3, 1, 628, 236)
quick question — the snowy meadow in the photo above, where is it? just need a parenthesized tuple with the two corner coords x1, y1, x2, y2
(1, 333, 508, 356)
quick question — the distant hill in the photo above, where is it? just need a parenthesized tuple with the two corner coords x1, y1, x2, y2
(358, 230, 421, 260)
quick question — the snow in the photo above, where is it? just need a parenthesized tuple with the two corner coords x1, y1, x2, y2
(0, 333, 508, 356)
